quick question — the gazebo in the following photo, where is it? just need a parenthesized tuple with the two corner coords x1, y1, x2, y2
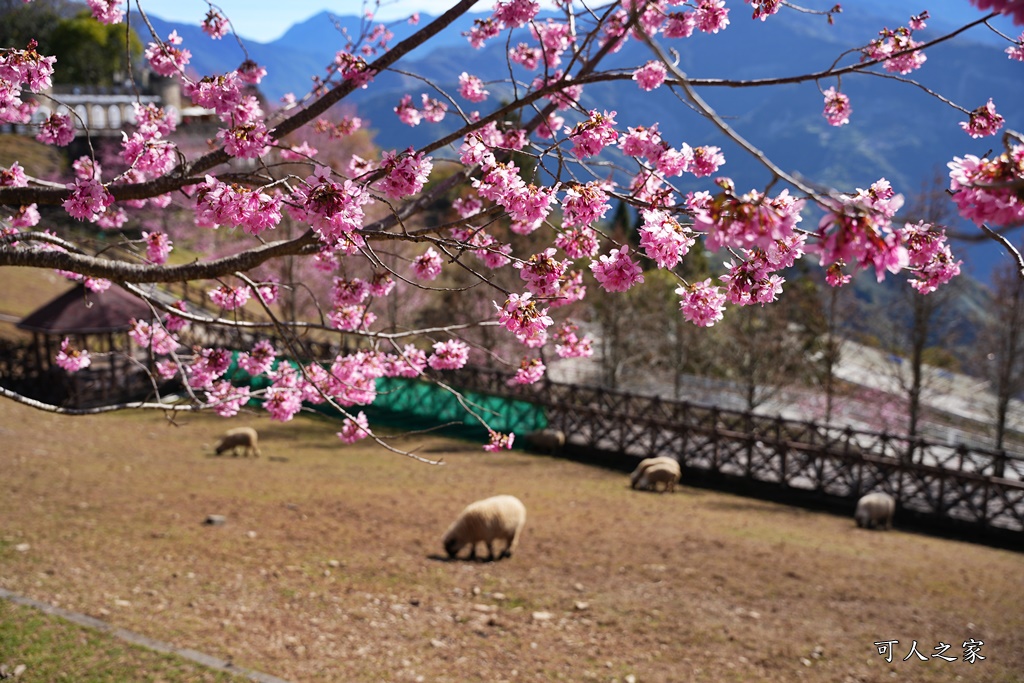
(9, 283, 162, 407)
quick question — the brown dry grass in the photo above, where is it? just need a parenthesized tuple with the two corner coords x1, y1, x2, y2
(1, 397, 1022, 683)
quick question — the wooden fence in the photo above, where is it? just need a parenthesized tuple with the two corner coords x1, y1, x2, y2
(445, 366, 1024, 547)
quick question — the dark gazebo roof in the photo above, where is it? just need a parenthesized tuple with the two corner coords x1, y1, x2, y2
(17, 283, 156, 335)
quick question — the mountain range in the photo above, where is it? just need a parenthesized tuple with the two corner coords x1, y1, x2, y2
(137, 5, 1024, 284)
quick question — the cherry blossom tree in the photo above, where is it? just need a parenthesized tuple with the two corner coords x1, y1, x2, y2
(1, 0, 1023, 460)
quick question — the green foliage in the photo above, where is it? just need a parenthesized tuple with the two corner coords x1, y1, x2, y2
(48, 10, 142, 86)
(0, 0, 76, 56)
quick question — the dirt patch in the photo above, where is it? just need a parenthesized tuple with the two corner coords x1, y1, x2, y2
(1, 399, 1021, 682)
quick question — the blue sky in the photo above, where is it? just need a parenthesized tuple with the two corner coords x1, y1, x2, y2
(133, 0, 1017, 44)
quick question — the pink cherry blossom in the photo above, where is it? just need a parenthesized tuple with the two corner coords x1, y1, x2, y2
(412, 247, 444, 280)
(395, 94, 421, 126)
(337, 411, 371, 443)
(458, 72, 490, 102)
(693, 179, 805, 253)
(143, 231, 172, 264)
(948, 146, 1024, 226)
(483, 430, 515, 452)
(62, 177, 113, 222)
(566, 110, 619, 158)
(86, 0, 124, 24)
(209, 284, 252, 310)
(427, 339, 470, 370)
(206, 380, 251, 417)
(664, 12, 697, 38)
(687, 145, 726, 177)
(590, 245, 644, 293)
(695, 0, 730, 33)
(493, 0, 540, 28)
(420, 94, 447, 123)
(900, 221, 962, 294)
(676, 279, 727, 327)
(0, 162, 28, 187)
(55, 337, 91, 372)
(746, 0, 782, 20)
(633, 61, 667, 91)
(217, 121, 272, 159)
(822, 87, 852, 126)
(562, 182, 611, 228)
(908, 10, 929, 30)
(36, 112, 74, 146)
(509, 357, 546, 385)
(960, 99, 1004, 138)
(554, 321, 594, 359)
(1007, 33, 1024, 60)
(377, 148, 433, 199)
(145, 31, 191, 77)
(293, 166, 372, 243)
(639, 209, 695, 269)
(202, 9, 230, 39)
(970, 0, 1024, 25)
(863, 28, 926, 74)
(238, 339, 277, 377)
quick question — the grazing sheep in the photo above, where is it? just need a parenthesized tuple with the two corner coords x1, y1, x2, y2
(630, 456, 681, 491)
(525, 428, 566, 454)
(214, 427, 261, 458)
(854, 492, 895, 530)
(442, 495, 527, 562)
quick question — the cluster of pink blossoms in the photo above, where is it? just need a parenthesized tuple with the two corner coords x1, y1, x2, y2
(145, 31, 191, 77)
(948, 144, 1024, 226)
(590, 245, 644, 293)
(639, 209, 696, 269)
(290, 166, 371, 245)
(495, 292, 553, 347)
(36, 112, 74, 146)
(691, 178, 805, 253)
(209, 284, 252, 310)
(427, 340, 470, 371)
(719, 250, 789, 306)
(562, 182, 612, 228)
(509, 357, 546, 385)
(553, 321, 594, 359)
(515, 247, 569, 298)
(194, 175, 283, 235)
(376, 148, 433, 200)
(0, 41, 53, 124)
(202, 9, 230, 39)
(63, 178, 113, 222)
(394, 93, 447, 126)
(55, 338, 91, 373)
(814, 179, 910, 282)
(412, 247, 444, 281)
(142, 230, 172, 264)
(633, 60, 667, 91)
(676, 279, 728, 328)
(458, 72, 490, 102)
(484, 430, 515, 452)
(337, 411, 370, 444)
(900, 221, 962, 294)
(566, 110, 619, 158)
(863, 25, 927, 74)
(129, 319, 180, 356)
(822, 87, 852, 126)
(960, 99, 1005, 138)
(85, 0, 124, 24)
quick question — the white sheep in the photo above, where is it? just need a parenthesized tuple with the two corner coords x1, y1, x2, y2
(214, 427, 261, 458)
(630, 456, 681, 492)
(854, 492, 895, 530)
(525, 428, 566, 454)
(442, 494, 527, 562)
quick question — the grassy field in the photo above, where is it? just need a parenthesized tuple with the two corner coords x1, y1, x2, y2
(1, 397, 1023, 682)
